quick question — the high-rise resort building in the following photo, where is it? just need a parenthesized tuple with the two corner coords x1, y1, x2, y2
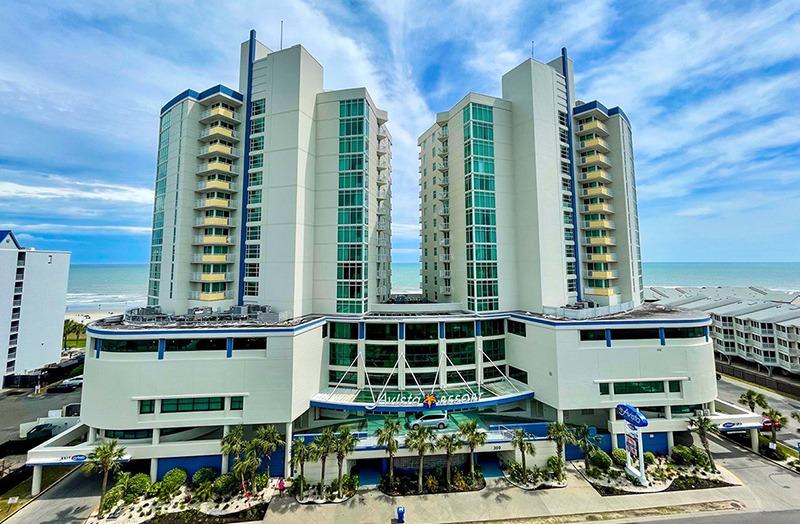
(0, 231, 69, 387)
(27, 37, 760, 494)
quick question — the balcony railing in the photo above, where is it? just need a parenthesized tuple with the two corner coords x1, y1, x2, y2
(200, 127, 239, 140)
(196, 180, 238, 191)
(193, 235, 234, 245)
(194, 216, 232, 227)
(191, 272, 233, 282)
(192, 254, 235, 263)
(440, 238, 450, 247)
(200, 107, 240, 122)
(189, 290, 234, 301)
(199, 144, 240, 157)
(195, 198, 232, 209)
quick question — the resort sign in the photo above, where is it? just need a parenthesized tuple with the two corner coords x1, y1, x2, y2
(616, 403, 649, 487)
(364, 390, 482, 411)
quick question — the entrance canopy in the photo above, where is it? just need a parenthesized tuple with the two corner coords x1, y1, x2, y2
(311, 380, 533, 413)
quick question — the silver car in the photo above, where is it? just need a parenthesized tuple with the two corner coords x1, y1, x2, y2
(409, 411, 448, 430)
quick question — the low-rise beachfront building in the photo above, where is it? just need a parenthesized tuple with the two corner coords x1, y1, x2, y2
(0, 230, 70, 387)
(648, 287, 800, 377)
(25, 33, 761, 494)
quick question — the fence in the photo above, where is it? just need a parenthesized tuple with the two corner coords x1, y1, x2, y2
(716, 361, 800, 398)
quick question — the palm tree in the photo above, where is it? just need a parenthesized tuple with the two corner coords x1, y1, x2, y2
(253, 425, 285, 479)
(688, 415, 718, 472)
(374, 418, 401, 486)
(62, 319, 73, 348)
(313, 428, 335, 492)
(511, 428, 536, 476)
(290, 438, 311, 499)
(437, 433, 462, 489)
(82, 439, 126, 516)
(405, 426, 437, 493)
(458, 420, 487, 478)
(333, 428, 359, 499)
(762, 408, 787, 445)
(547, 422, 571, 460)
(221, 425, 246, 488)
(738, 389, 768, 413)
(570, 425, 600, 470)
(232, 450, 260, 492)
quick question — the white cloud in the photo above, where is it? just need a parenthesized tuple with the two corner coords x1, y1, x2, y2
(1, 223, 151, 235)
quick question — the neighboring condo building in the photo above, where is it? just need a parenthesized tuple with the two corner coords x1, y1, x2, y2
(147, 31, 392, 317)
(28, 41, 759, 494)
(647, 286, 800, 377)
(0, 231, 70, 387)
(419, 52, 642, 311)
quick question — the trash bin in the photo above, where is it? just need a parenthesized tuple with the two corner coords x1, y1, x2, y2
(397, 506, 405, 523)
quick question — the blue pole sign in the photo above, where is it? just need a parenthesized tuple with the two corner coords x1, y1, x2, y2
(616, 403, 649, 428)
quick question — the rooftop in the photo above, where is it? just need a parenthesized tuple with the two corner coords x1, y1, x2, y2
(90, 306, 322, 331)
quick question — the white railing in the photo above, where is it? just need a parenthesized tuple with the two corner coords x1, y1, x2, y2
(542, 301, 637, 319)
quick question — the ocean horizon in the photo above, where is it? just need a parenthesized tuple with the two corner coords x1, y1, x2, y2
(66, 261, 800, 311)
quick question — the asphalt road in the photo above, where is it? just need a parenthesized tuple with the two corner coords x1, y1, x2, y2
(648, 510, 800, 524)
(4, 468, 99, 524)
(0, 388, 82, 444)
(715, 375, 800, 448)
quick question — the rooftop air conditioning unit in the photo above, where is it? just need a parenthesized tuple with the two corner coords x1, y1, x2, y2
(230, 305, 248, 318)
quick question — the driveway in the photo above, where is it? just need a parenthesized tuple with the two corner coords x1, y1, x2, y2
(4, 468, 99, 524)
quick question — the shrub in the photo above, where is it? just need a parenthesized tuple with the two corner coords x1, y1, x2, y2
(341, 473, 359, 496)
(690, 446, 709, 468)
(146, 481, 162, 499)
(287, 474, 306, 497)
(127, 473, 151, 497)
(671, 445, 693, 466)
(192, 467, 216, 486)
(160, 468, 188, 499)
(212, 473, 236, 497)
(612, 448, 628, 468)
(102, 484, 125, 513)
(194, 481, 213, 502)
(254, 472, 270, 491)
(451, 469, 468, 491)
(423, 474, 439, 493)
(589, 450, 612, 471)
(546, 455, 565, 481)
(643, 451, 656, 467)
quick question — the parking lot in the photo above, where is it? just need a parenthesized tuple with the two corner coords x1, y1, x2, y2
(0, 388, 81, 445)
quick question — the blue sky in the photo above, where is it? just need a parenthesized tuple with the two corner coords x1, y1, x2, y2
(1, 0, 799, 264)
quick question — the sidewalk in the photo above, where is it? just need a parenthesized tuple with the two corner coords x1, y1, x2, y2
(265, 467, 760, 524)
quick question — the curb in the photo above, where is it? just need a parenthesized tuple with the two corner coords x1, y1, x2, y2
(716, 433, 799, 476)
(0, 466, 78, 523)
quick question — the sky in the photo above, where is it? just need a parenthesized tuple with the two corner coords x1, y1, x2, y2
(1, 0, 799, 264)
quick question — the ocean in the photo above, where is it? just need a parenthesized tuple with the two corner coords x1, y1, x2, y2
(65, 262, 800, 311)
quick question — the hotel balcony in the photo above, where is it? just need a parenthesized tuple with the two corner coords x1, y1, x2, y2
(585, 270, 619, 279)
(585, 253, 617, 263)
(582, 186, 613, 198)
(577, 137, 610, 153)
(377, 159, 389, 171)
(576, 120, 609, 136)
(376, 217, 389, 230)
(195, 198, 232, 209)
(437, 127, 448, 141)
(581, 170, 611, 183)
(198, 144, 240, 159)
(377, 125, 388, 140)
(377, 173, 390, 186)
(439, 270, 451, 279)
(440, 285, 452, 295)
(377, 144, 389, 157)
(190, 290, 234, 301)
(440, 238, 450, 247)
(199, 126, 239, 142)
(438, 206, 450, 215)
(579, 153, 611, 168)
(192, 235, 234, 245)
(585, 286, 619, 297)
(437, 146, 449, 157)
(436, 161, 449, 172)
(377, 270, 389, 279)
(191, 272, 233, 282)
(196, 180, 237, 192)
(376, 188, 389, 200)
(439, 253, 451, 262)
(377, 253, 390, 264)
(193, 254, 235, 263)
(193, 216, 232, 227)
(438, 176, 449, 186)
(199, 107, 240, 124)
(586, 236, 616, 246)
(377, 204, 390, 215)
(437, 191, 449, 201)
(582, 202, 614, 214)
(376, 236, 390, 247)
(582, 219, 615, 230)
(197, 161, 239, 176)
(439, 221, 450, 231)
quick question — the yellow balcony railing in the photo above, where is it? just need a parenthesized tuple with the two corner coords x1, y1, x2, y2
(200, 143, 238, 157)
(194, 235, 233, 245)
(200, 126, 238, 141)
(585, 270, 619, 279)
(586, 253, 617, 263)
(583, 186, 613, 198)
(197, 291, 227, 301)
(195, 198, 231, 209)
(587, 236, 616, 246)
(194, 216, 230, 227)
(581, 170, 611, 183)
(583, 219, 615, 230)
(580, 153, 610, 167)
(578, 137, 610, 152)
(578, 120, 609, 135)
(585, 287, 619, 297)
(201, 107, 239, 122)
(197, 179, 232, 191)
(192, 272, 233, 282)
(583, 203, 614, 213)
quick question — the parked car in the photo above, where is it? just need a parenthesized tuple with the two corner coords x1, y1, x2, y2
(761, 417, 782, 432)
(47, 382, 78, 393)
(61, 376, 83, 388)
(408, 411, 449, 430)
(26, 423, 56, 441)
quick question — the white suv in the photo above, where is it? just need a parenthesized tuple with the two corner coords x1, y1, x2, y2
(409, 411, 448, 430)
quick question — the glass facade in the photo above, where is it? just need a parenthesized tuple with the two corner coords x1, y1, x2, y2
(463, 103, 498, 311)
(147, 111, 170, 305)
(336, 99, 369, 313)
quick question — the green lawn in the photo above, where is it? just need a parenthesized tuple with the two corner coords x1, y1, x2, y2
(64, 337, 87, 349)
(0, 466, 74, 521)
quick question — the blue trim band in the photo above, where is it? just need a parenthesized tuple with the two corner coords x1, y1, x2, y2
(237, 30, 257, 306)
(659, 328, 666, 346)
(358, 322, 365, 340)
(160, 84, 243, 115)
(157, 339, 165, 360)
(226, 338, 233, 358)
(95, 339, 101, 358)
(573, 100, 630, 125)
(704, 326, 710, 342)
(605, 329, 611, 347)
(439, 322, 445, 339)
(561, 48, 582, 302)
(398, 323, 405, 340)
(475, 320, 481, 337)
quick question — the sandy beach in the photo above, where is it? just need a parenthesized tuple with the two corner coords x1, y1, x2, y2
(64, 309, 125, 325)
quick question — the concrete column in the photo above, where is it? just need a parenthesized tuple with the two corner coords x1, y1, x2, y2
(152, 428, 160, 445)
(88, 427, 97, 444)
(31, 465, 43, 496)
(475, 336, 483, 386)
(357, 340, 366, 388)
(667, 431, 675, 452)
(707, 400, 716, 414)
(284, 422, 292, 478)
(556, 409, 564, 423)
(609, 408, 618, 449)
(750, 428, 759, 453)
(221, 425, 231, 473)
(398, 340, 406, 390)
(150, 458, 158, 482)
(438, 338, 447, 388)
